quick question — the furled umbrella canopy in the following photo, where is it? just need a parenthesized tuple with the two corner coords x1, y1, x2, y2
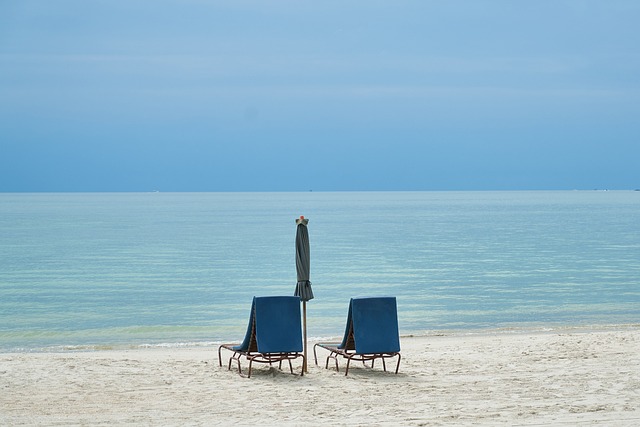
(294, 216, 313, 302)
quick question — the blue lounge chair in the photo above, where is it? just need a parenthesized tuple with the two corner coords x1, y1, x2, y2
(218, 296, 305, 377)
(313, 297, 401, 375)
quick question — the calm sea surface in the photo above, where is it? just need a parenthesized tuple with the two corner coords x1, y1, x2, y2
(1, 191, 639, 352)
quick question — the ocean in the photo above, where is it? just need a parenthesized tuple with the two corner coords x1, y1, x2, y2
(1, 191, 639, 352)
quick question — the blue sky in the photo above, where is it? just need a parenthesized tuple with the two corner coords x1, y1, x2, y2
(1, 1, 639, 192)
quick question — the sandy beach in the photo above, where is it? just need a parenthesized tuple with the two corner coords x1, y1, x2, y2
(1, 326, 639, 426)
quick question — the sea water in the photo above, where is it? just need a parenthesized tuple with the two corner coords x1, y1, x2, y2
(1, 191, 639, 351)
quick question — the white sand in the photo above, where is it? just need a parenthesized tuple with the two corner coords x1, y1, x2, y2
(2, 326, 639, 426)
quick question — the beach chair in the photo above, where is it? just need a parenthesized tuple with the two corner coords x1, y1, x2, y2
(218, 296, 305, 378)
(313, 297, 401, 376)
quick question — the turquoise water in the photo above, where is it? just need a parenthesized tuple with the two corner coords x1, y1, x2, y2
(1, 191, 639, 351)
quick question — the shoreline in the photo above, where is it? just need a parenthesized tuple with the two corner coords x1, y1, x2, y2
(2, 326, 639, 425)
(3, 322, 639, 354)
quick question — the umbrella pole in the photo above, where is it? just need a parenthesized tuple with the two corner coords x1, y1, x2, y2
(303, 300, 308, 373)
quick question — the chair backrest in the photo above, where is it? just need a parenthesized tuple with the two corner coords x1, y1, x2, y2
(254, 296, 303, 353)
(350, 297, 400, 354)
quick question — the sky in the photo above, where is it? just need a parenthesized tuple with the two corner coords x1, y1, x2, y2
(1, 1, 639, 192)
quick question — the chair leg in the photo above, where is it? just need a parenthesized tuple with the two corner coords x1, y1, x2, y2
(228, 351, 243, 375)
(345, 357, 351, 376)
(325, 352, 340, 372)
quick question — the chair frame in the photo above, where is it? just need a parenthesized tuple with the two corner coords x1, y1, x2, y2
(218, 345, 305, 378)
(313, 342, 401, 376)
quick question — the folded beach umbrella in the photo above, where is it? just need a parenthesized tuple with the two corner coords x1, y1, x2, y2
(294, 215, 313, 372)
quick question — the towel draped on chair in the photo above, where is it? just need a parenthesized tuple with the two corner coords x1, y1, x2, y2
(218, 296, 305, 378)
(313, 297, 401, 376)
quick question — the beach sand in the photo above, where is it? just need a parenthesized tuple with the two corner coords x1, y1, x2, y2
(2, 327, 639, 426)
